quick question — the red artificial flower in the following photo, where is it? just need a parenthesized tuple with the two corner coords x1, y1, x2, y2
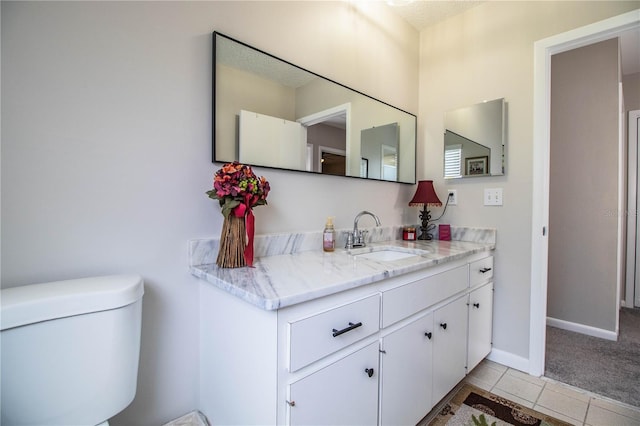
(206, 161, 270, 218)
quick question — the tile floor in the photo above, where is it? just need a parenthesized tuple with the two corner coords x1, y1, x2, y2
(461, 359, 640, 425)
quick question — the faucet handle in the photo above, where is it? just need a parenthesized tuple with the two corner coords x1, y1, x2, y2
(344, 231, 354, 249)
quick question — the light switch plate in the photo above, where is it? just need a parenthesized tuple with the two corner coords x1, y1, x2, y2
(484, 188, 503, 206)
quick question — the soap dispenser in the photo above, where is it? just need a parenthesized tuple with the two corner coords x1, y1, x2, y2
(323, 217, 336, 252)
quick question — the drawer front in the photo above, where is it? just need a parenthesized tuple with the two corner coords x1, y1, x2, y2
(470, 256, 493, 287)
(288, 294, 380, 372)
(382, 264, 468, 328)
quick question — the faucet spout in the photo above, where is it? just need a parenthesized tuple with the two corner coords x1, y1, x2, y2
(347, 211, 381, 249)
(353, 211, 381, 231)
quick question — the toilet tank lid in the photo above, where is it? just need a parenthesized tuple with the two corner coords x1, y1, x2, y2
(1, 274, 144, 331)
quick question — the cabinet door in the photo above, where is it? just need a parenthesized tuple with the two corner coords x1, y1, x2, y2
(468, 282, 493, 372)
(432, 294, 468, 406)
(380, 312, 433, 426)
(287, 342, 379, 426)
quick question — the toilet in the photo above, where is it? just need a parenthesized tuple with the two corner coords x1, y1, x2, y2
(1, 274, 144, 426)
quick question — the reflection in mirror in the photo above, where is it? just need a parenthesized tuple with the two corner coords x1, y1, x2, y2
(443, 98, 506, 178)
(362, 123, 398, 180)
(213, 32, 416, 184)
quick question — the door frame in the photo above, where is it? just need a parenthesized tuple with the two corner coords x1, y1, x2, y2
(530, 10, 640, 377)
(627, 109, 640, 307)
(298, 103, 351, 175)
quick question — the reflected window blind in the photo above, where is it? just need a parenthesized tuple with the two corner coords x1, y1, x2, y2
(444, 145, 462, 178)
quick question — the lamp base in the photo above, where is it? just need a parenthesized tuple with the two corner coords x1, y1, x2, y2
(418, 207, 435, 240)
(418, 232, 433, 241)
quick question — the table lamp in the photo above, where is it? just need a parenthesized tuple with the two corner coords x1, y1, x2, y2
(409, 180, 442, 240)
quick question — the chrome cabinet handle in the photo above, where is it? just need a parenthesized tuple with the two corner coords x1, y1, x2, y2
(332, 321, 362, 337)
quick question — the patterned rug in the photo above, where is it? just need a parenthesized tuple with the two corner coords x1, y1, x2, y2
(427, 384, 572, 426)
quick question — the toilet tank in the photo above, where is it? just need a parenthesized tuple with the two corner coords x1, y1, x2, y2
(1, 275, 144, 426)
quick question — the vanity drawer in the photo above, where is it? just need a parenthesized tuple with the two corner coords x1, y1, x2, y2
(382, 264, 468, 328)
(470, 256, 493, 287)
(288, 294, 380, 372)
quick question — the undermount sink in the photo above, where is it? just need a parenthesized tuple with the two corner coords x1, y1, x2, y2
(350, 246, 428, 262)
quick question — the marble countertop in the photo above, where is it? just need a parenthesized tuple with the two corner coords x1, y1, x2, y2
(191, 237, 495, 311)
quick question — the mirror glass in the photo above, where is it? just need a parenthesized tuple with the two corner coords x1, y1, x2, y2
(213, 32, 416, 184)
(443, 98, 506, 178)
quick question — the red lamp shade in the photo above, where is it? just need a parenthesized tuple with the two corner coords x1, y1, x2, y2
(409, 180, 442, 207)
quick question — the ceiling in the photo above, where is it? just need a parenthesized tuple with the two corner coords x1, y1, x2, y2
(385, 0, 484, 30)
(385, 1, 640, 75)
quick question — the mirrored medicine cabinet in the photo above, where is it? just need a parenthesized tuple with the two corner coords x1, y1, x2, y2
(444, 98, 506, 179)
(213, 32, 417, 184)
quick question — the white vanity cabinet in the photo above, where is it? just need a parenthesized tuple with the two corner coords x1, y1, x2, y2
(198, 252, 494, 425)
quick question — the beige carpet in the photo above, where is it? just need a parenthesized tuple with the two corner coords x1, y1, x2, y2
(544, 307, 640, 407)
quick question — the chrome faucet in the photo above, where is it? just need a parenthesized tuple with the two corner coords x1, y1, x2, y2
(346, 211, 381, 249)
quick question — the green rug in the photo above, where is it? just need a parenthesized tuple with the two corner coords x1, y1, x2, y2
(428, 384, 572, 426)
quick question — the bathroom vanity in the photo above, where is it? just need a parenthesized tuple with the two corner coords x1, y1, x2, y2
(192, 230, 494, 425)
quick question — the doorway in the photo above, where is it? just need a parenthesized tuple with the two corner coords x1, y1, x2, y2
(530, 10, 640, 377)
(547, 38, 622, 341)
(320, 148, 346, 176)
(298, 103, 350, 175)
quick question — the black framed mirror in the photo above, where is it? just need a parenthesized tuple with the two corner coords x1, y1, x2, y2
(213, 32, 416, 184)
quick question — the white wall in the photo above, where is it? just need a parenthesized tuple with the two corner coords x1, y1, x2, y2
(419, 1, 638, 363)
(1, 2, 418, 424)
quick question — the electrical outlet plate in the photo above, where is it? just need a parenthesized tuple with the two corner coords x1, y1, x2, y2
(447, 190, 457, 205)
(484, 188, 503, 206)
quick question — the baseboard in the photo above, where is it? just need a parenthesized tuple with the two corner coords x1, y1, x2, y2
(546, 316, 617, 341)
(487, 348, 530, 373)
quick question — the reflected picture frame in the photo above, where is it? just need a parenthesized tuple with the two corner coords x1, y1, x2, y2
(466, 156, 488, 176)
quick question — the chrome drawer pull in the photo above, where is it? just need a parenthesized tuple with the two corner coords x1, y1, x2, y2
(332, 321, 362, 337)
(480, 267, 492, 273)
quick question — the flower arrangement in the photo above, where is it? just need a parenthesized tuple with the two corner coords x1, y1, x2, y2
(206, 161, 270, 217)
(206, 162, 270, 268)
